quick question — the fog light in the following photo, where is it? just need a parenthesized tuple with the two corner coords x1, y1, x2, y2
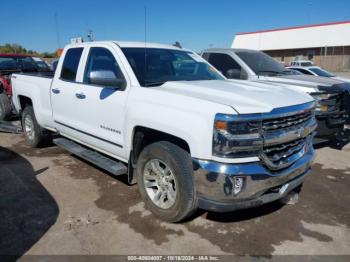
(233, 177, 244, 195)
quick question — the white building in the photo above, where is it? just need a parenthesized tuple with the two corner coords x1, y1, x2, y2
(232, 21, 350, 71)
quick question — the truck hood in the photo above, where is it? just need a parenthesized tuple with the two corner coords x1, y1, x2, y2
(260, 74, 350, 94)
(156, 80, 313, 114)
(333, 76, 350, 83)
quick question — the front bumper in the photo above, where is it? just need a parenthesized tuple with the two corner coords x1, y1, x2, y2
(315, 111, 346, 137)
(314, 112, 350, 148)
(193, 142, 314, 212)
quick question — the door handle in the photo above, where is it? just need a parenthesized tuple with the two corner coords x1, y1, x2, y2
(52, 88, 60, 94)
(75, 92, 86, 99)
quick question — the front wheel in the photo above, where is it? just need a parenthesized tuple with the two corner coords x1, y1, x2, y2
(22, 106, 51, 148)
(136, 141, 198, 222)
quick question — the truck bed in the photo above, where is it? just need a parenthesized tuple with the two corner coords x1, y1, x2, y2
(17, 71, 55, 79)
(12, 72, 54, 128)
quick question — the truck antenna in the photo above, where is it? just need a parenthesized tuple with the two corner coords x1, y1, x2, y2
(144, 6, 147, 45)
(54, 12, 61, 48)
(144, 6, 147, 82)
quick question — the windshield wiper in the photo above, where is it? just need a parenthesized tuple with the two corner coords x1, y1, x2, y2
(257, 70, 283, 76)
(143, 81, 166, 87)
(280, 70, 294, 75)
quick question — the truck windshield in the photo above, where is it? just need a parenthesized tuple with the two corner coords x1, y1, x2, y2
(301, 62, 314, 66)
(32, 57, 52, 72)
(0, 56, 38, 72)
(309, 67, 335, 77)
(235, 51, 295, 76)
(121, 48, 224, 86)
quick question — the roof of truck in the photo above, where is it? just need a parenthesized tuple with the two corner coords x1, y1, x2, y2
(67, 40, 186, 51)
(0, 53, 33, 57)
(115, 41, 184, 50)
(288, 66, 320, 70)
(202, 48, 260, 53)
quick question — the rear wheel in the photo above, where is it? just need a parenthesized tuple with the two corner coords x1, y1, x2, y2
(0, 93, 12, 121)
(136, 141, 198, 222)
(22, 106, 51, 148)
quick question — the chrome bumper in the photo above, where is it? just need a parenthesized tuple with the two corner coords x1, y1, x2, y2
(193, 141, 315, 212)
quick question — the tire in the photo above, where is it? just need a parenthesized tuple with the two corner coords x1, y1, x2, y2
(0, 93, 12, 121)
(136, 141, 198, 222)
(22, 106, 51, 148)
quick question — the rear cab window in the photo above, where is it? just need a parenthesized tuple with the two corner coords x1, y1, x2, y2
(60, 48, 84, 81)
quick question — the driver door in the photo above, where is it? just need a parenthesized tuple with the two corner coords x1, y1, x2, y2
(73, 46, 129, 158)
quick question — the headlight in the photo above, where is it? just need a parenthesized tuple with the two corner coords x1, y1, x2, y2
(310, 92, 336, 112)
(213, 114, 263, 158)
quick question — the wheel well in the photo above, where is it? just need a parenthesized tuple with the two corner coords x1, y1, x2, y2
(127, 126, 191, 185)
(0, 79, 4, 93)
(131, 126, 191, 164)
(18, 96, 33, 111)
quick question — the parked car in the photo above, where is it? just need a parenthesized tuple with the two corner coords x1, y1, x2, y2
(201, 48, 350, 148)
(0, 53, 52, 120)
(290, 60, 314, 67)
(50, 58, 59, 71)
(32, 57, 52, 72)
(288, 66, 350, 82)
(12, 41, 316, 222)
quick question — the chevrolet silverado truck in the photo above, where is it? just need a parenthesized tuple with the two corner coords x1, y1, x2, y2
(0, 53, 52, 120)
(201, 48, 350, 148)
(12, 41, 316, 222)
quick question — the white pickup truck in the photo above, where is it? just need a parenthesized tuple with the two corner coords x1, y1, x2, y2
(12, 41, 316, 222)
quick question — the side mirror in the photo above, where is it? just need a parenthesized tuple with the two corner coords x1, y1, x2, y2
(225, 69, 241, 79)
(88, 70, 126, 89)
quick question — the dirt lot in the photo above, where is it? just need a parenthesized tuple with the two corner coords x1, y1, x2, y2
(0, 132, 350, 259)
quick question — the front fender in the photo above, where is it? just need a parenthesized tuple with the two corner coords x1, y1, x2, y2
(124, 88, 234, 160)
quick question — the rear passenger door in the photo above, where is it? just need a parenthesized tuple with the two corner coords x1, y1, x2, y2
(51, 47, 85, 138)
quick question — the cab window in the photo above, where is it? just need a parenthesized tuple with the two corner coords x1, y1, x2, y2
(60, 48, 83, 81)
(208, 53, 247, 80)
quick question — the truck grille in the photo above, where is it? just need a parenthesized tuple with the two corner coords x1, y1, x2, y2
(262, 111, 313, 131)
(262, 138, 307, 170)
(260, 110, 315, 171)
(323, 93, 344, 113)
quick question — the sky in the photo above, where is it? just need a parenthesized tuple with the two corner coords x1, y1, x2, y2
(1, 0, 349, 53)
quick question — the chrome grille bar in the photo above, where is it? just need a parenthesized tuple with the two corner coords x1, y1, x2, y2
(263, 111, 313, 131)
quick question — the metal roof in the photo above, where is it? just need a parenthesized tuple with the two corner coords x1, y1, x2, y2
(236, 20, 350, 35)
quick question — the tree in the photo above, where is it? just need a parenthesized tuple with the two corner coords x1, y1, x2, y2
(0, 43, 57, 58)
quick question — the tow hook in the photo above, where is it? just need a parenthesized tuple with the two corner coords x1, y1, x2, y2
(279, 191, 300, 205)
(279, 183, 302, 205)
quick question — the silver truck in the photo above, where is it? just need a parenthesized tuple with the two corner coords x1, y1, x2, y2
(201, 48, 350, 148)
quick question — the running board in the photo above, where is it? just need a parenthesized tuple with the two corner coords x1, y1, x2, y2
(0, 121, 22, 134)
(53, 138, 127, 176)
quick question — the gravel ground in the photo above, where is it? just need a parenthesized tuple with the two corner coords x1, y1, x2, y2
(0, 132, 349, 260)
